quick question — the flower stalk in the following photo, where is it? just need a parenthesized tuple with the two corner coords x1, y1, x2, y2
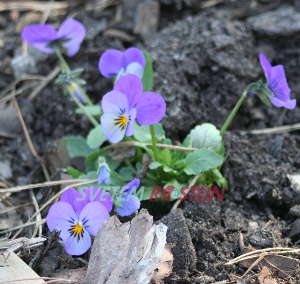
(220, 90, 248, 136)
(54, 47, 94, 106)
(67, 88, 99, 127)
(150, 125, 159, 161)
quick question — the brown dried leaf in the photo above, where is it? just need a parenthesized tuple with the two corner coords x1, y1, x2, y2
(151, 243, 174, 284)
(258, 266, 278, 284)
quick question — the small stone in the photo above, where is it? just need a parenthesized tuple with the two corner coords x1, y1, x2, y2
(246, 230, 274, 249)
(247, 5, 300, 36)
(289, 205, 300, 217)
(134, 1, 160, 38)
(11, 54, 37, 79)
(0, 160, 12, 179)
(287, 173, 300, 194)
(288, 218, 300, 242)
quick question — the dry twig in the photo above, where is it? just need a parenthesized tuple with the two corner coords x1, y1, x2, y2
(0, 1, 68, 15)
(13, 96, 50, 181)
(171, 174, 200, 211)
(244, 123, 300, 135)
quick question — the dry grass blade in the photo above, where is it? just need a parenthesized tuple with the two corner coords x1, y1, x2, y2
(0, 277, 76, 283)
(226, 247, 300, 265)
(103, 141, 197, 151)
(11, 179, 97, 238)
(85, 0, 118, 12)
(29, 189, 42, 238)
(245, 123, 300, 135)
(28, 66, 61, 100)
(0, 176, 13, 188)
(13, 96, 50, 181)
(0, 1, 68, 14)
(171, 174, 200, 211)
(0, 219, 45, 234)
(0, 236, 46, 255)
(0, 76, 44, 103)
(200, 0, 224, 9)
(0, 203, 32, 215)
(0, 179, 96, 193)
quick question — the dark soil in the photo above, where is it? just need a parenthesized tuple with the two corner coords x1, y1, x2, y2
(0, 0, 300, 283)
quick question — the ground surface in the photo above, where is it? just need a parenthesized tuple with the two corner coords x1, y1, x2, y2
(0, 0, 300, 283)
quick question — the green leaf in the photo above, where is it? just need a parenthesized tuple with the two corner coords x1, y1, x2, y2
(87, 125, 107, 149)
(169, 179, 185, 201)
(64, 135, 94, 158)
(190, 123, 223, 153)
(75, 105, 102, 116)
(136, 186, 152, 201)
(85, 150, 103, 172)
(184, 149, 224, 175)
(163, 138, 172, 145)
(109, 171, 124, 185)
(163, 165, 177, 173)
(119, 166, 136, 182)
(70, 67, 84, 78)
(159, 149, 171, 166)
(149, 161, 162, 170)
(66, 166, 83, 178)
(142, 51, 154, 92)
(134, 123, 165, 142)
(77, 171, 98, 189)
(258, 86, 273, 107)
(183, 134, 193, 148)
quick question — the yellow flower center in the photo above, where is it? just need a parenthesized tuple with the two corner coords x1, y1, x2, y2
(71, 223, 84, 238)
(116, 115, 128, 129)
(68, 83, 76, 92)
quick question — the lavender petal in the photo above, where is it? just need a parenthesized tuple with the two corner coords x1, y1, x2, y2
(136, 92, 166, 125)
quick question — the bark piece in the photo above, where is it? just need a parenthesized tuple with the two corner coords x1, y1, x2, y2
(0, 252, 46, 284)
(84, 209, 167, 284)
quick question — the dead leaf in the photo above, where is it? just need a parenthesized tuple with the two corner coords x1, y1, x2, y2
(239, 246, 299, 278)
(151, 243, 174, 284)
(258, 266, 278, 284)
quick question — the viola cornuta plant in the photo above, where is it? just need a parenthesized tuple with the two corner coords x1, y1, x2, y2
(20, 18, 297, 256)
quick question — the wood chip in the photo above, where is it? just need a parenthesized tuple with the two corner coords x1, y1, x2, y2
(84, 209, 168, 284)
(0, 252, 46, 283)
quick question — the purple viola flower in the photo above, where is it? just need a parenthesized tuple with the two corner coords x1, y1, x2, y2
(98, 165, 110, 184)
(46, 201, 109, 255)
(116, 179, 141, 217)
(259, 53, 296, 110)
(66, 81, 86, 103)
(101, 74, 166, 143)
(21, 18, 86, 57)
(99, 47, 145, 80)
(60, 187, 113, 215)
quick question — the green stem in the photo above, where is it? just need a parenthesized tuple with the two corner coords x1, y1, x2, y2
(67, 89, 99, 127)
(212, 168, 228, 188)
(220, 90, 248, 135)
(54, 47, 71, 73)
(150, 125, 159, 161)
(54, 47, 94, 106)
(76, 84, 94, 107)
